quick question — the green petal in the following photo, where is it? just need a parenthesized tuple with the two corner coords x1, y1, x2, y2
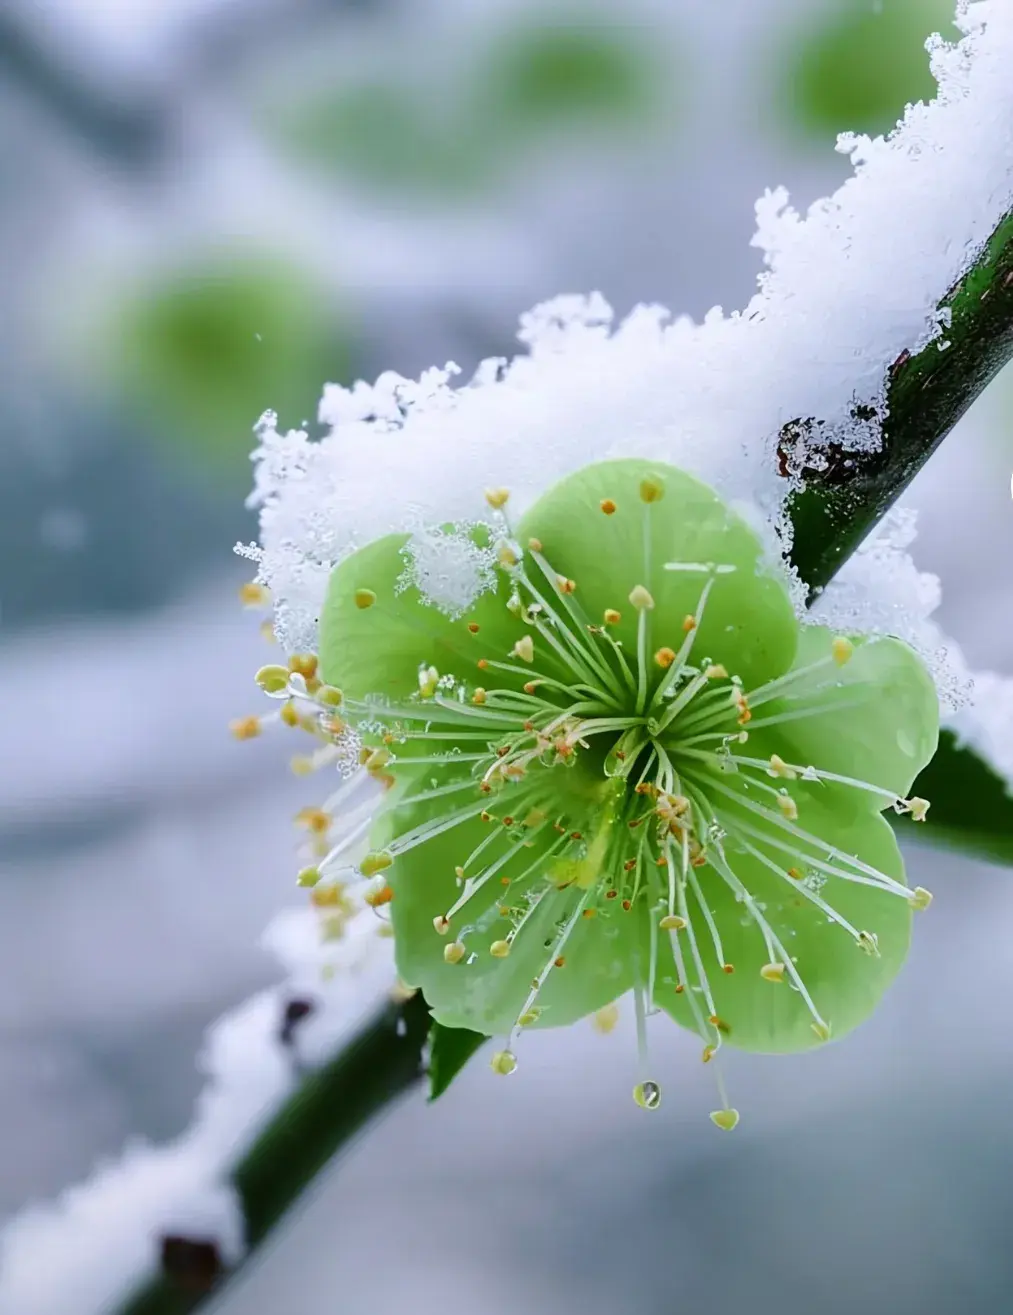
(516, 459, 798, 692)
(378, 769, 637, 1036)
(319, 532, 523, 701)
(748, 625, 939, 815)
(657, 794, 911, 1053)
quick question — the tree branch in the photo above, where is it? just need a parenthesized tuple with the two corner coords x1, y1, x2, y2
(787, 209, 1013, 594)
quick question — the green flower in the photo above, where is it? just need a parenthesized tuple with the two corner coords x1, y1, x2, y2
(290, 460, 939, 1125)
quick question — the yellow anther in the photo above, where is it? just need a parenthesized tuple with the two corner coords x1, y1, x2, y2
(490, 1050, 517, 1075)
(312, 883, 352, 912)
(467, 622, 480, 634)
(290, 755, 315, 776)
(654, 647, 677, 669)
(527, 537, 543, 552)
(296, 807, 331, 835)
(512, 635, 535, 663)
(519, 1008, 543, 1027)
(239, 581, 270, 607)
(857, 930, 880, 957)
(604, 608, 622, 626)
(360, 851, 393, 877)
(485, 487, 510, 510)
(760, 962, 785, 983)
(768, 754, 797, 780)
(433, 915, 451, 935)
(810, 1021, 832, 1042)
(255, 664, 290, 694)
(776, 793, 798, 821)
(489, 939, 511, 958)
(454, 865, 466, 879)
(280, 701, 300, 728)
(682, 614, 697, 633)
(497, 542, 518, 567)
(365, 747, 391, 772)
(639, 476, 665, 504)
(288, 653, 318, 680)
(787, 866, 804, 880)
(259, 619, 277, 643)
(709, 1108, 740, 1131)
(660, 914, 687, 931)
(832, 635, 854, 666)
(229, 716, 261, 741)
(317, 684, 344, 706)
(557, 576, 577, 594)
(632, 1081, 662, 1109)
(364, 882, 393, 908)
(911, 886, 933, 911)
(353, 588, 377, 610)
(472, 688, 487, 705)
(705, 663, 728, 679)
(296, 866, 321, 888)
(600, 498, 617, 515)
(592, 1003, 619, 1034)
(907, 796, 930, 822)
(629, 584, 654, 611)
(702, 1044, 717, 1063)
(444, 942, 466, 965)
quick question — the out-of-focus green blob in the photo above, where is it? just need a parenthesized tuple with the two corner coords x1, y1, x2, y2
(112, 256, 352, 474)
(272, 21, 667, 197)
(280, 84, 489, 194)
(782, 0, 957, 140)
(477, 22, 658, 130)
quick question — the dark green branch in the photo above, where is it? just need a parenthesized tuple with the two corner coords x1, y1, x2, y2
(119, 993, 431, 1314)
(787, 209, 1013, 594)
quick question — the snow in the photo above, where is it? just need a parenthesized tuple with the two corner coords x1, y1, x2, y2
(246, 2, 1013, 656)
(0, 908, 395, 1315)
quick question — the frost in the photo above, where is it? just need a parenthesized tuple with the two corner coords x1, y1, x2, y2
(244, 3, 1013, 658)
(0, 908, 395, 1315)
(811, 508, 973, 714)
(398, 522, 498, 617)
(947, 673, 1013, 791)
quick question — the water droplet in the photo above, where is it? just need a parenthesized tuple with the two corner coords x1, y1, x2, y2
(633, 1080, 662, 1110)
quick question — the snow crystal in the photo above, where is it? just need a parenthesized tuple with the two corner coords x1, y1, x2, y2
(811, 508, 973, 714)
(398, 523, 499, 619)
(244, 2, 1013, 655)
(947, 673, 1013, 791)
(0, 909, 395, 1315)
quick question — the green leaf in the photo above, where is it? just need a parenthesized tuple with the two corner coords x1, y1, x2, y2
(892, 729, 1013, 866)
(428, 1020, 488, 1101)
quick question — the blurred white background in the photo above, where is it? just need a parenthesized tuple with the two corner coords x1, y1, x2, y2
(2, 0, 1012, 1311)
